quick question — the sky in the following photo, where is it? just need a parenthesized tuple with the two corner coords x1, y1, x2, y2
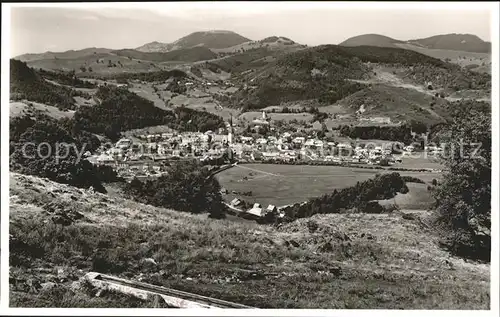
(8, 2, 494, 56)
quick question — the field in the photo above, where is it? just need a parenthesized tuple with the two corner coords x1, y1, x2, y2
(379, 183, 436, 210)
(216, 164, 442, 207)
(10, 101, 75, 119)
(9, 172, 490, 309)
(128, 83, 171, 110)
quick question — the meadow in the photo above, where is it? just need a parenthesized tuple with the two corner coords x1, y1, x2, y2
(216, 163, 442, 207)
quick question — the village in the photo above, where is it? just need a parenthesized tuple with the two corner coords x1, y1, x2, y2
(86, 109, 443, 181)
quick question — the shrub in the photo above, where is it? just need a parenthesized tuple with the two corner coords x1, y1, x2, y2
(401, 176, 426, 184)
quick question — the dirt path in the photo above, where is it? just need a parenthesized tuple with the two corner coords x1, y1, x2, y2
(233, 164, 283, 177)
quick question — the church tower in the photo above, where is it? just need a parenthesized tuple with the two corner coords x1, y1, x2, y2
(228, 114, 234, 144)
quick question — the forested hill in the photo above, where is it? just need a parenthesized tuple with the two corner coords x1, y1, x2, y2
(225, 44, 456, 110)
(10, 59, 78, 110)
(73, 86, 224, 141)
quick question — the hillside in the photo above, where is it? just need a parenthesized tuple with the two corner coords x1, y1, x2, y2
(72, 85, 224, 140)
(225, 44, 463, 111)
(136, 30, 251, 52)
(340, 33, 490, 53)
(339, 34, 403, 48)
(408, 34, 491, 53)
(112, 47, 217, 63)
(10, 172, 490, 308)
(15, 48, 113, 62)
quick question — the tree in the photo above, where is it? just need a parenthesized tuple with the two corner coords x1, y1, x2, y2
(9, 114, 110, 193)
(432, 101, 491, 261)
(125, 160, 226, 219)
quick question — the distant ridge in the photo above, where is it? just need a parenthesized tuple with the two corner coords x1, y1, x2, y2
(136, 30, 251, 53)
(408, 33, 491, 53)
(340, 33, 491, 53)
(339, 34, 403, 48)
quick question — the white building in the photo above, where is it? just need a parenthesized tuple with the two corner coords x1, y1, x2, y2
(115, 138, 132, 149)
(246, 203, 267, 217)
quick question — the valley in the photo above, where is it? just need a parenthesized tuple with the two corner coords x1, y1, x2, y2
(8, 26, 492, 309)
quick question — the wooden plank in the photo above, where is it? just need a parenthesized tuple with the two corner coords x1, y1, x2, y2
(84, 272, 254, 309)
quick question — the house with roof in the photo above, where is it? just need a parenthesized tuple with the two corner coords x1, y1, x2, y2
(230, 198, 242, 207)
(246, 203, 267, 218)
(266, 205, 277, 213)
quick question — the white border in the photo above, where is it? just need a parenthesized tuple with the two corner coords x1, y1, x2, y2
(1, 1, 12, 311)
(1, 2, 498, 316)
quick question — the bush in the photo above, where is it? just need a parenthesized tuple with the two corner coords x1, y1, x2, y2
(401, 176, 426, 184)
(358, 201, 385, 214)
(124, 160, 226, 219)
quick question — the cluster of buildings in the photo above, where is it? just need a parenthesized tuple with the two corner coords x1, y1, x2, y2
(228, 199, 286, 219)
(87, 110, 413, 181)
(231, 133, 405, 166)
(87, 128, 236, 179)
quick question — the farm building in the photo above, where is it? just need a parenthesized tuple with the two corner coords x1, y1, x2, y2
(246, 206, 266, 218)
(266, 205, 277, 213)
(230, 198, 242, 207)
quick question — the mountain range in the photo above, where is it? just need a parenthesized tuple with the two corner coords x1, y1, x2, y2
(14, 31, 491, 66)
(339, 33, 491, 53)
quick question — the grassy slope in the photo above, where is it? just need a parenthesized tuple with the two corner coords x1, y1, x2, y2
(335, 84, 450, 124)
(9, 173, 489, 309)
(26, 54, 162, 76)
